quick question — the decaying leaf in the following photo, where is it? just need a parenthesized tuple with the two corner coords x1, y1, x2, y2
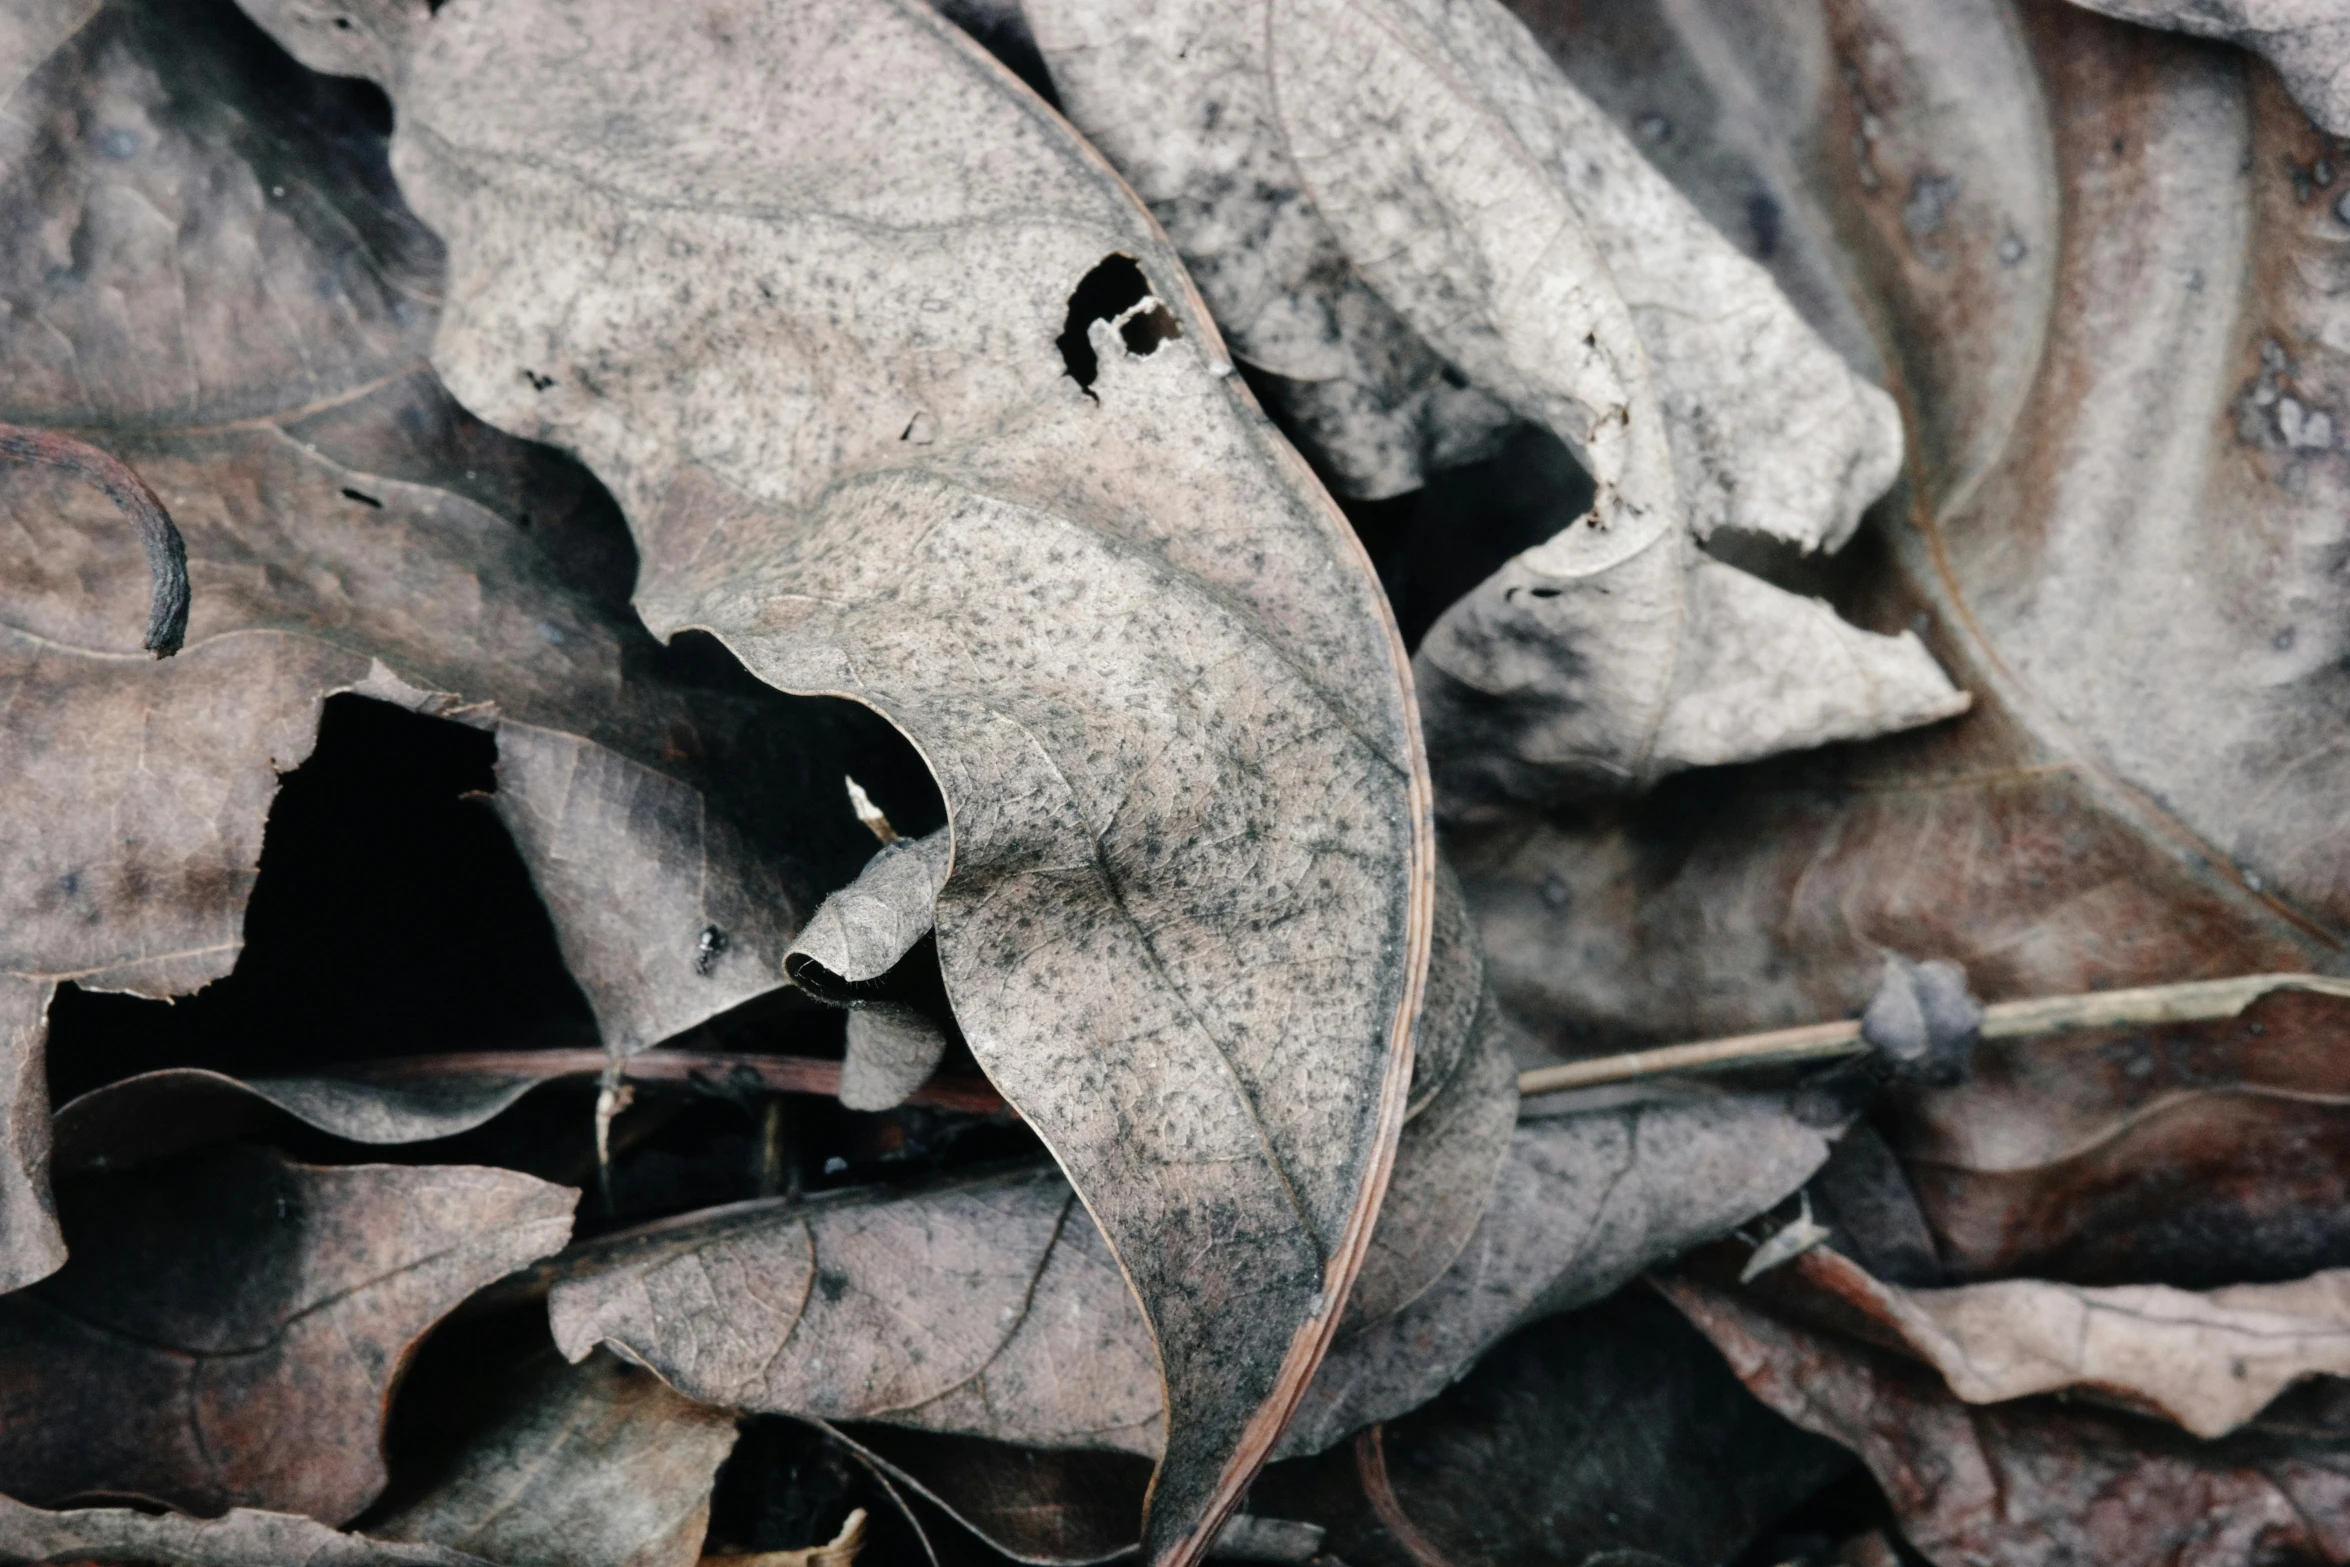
(368, 1352, 739, 1567)
(0, 1144, 575, 1522)
(1887, 987, 2350, 1285)
(2063, 0, 2350, 133)
(1276, 1087, 1829, 1457)
(0, 1494, 492, 1567)
(1027, 0, 1967, 815)
(544, 1079, 1820, 1486)
(244, 0, 1440, 1556)
(0, 0, 882, 1291)
(1661, 1271, 2350, 1567)
(1760, 1242, 2350, 1440)
(1456, 0, 2350, 1064)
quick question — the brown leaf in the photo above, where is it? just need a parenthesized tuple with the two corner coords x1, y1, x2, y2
(369, 1352, 739, 1567)
(268, 1, 1438, 1557)
(1765, 1242, 2350, 1440)
(0, 0, 882, 1289)
(0, 1144, 575, 1521)
(0, 1494, 493, 1567)
(1659, 1271, 2350, 1567)
(1459, 0, 2350, 1064)
(1886, 987, 2350, 1285)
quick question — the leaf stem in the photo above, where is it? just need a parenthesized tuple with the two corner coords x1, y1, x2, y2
(0, 424, 189, 656)
(1515, 972, 2350, 1098)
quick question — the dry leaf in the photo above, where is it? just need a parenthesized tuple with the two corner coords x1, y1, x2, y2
(1275, 1087, 1829, 1457)
(1026, 0, 1967, 814)
(1660, 1271, 2350, 1567)
(2063, 0, 2350, 132)
(1455, 0, 2350, 1064)
(1768, 1242, 2350, 1440)
(0, 1144, 575, 1521)
(369, 1352, 739, 1567)
(0, 1494, 493, 1567)
(1887, 987, 2350, 1285)
(0, 0, 884, 1291)
(245, 1, 1440, 1556)
(542, 1076, 1813, 1480)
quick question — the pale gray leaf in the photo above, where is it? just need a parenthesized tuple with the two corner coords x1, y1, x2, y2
(787, 832, 954, 996)
(840, 1004, 954, 1112)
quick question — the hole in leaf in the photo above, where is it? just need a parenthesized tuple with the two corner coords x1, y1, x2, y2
(1056, 253, 1179, 397)
(45, 695, 598, 1101)
(1334, 423, 1598, 650)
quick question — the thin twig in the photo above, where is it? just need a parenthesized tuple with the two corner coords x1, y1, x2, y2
(1516, 971, 2350, 1098)
(0, 424, 189, 656)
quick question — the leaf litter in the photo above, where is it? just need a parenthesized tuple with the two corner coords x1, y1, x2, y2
(0, 0, 2346, 1564)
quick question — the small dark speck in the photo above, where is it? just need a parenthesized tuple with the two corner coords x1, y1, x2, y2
(58, 872, 78, 896)
(817, 1268, 849, 1302)
(2275, 626, 2296, 651)
(521, 368, 555, 391)
(694, 924, 728, 976)
(340, 487, 382, 508)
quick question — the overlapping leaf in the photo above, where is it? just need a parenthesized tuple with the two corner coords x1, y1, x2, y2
(1458, 0, 2350, 1063)
(0, 1145, 574, 1521)
(0, 0, 882, 1290)
(1752, 1241, 2350, 1439)
(243, 1, 1440, 1557)
(540, 1078, 1822, 1489)
(1662, 1269, 2350, 1567)
(1025, 0, 1967, 815)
